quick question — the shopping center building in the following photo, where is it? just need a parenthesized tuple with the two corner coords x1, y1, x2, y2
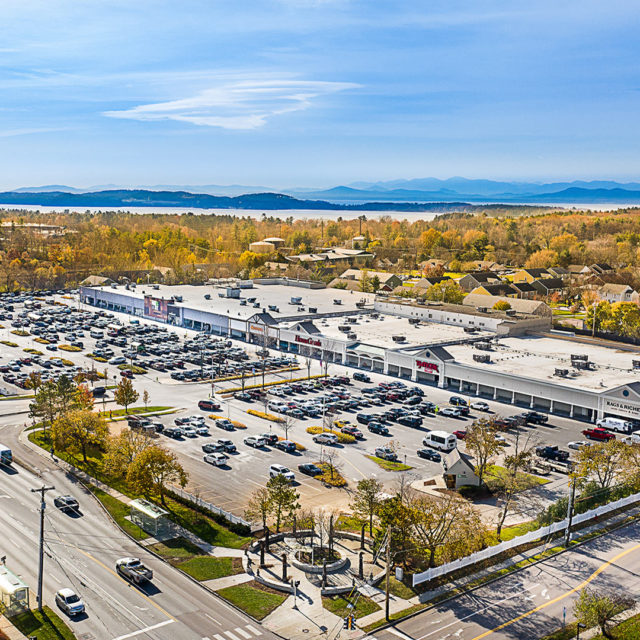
(79, 278, 640, 424)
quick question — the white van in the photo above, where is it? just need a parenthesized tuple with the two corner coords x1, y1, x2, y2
(422, 431, 457, 452)
(89, 329, 104, 339)
(622, 432, 640, 445)
(596, 417, 634, 433)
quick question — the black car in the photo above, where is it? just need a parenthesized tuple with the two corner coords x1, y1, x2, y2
(418, 402, 437, 415)
(261, 433, 279, 446)
(417, 448, 441, 462)
(519, 411, 549, 424)
(298, 463, 323, 476)
(398, 416, 422, 428)
(449, 396, 468, 407)
(234, 392, 252, 402)
(54, 495, 79, 512)
(353, 372, 371, 383)
(368, 422, 390, 435)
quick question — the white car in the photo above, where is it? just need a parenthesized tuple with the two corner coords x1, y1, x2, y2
(204, 453, 227, 466)
(182, 427, 198, 438)
(244, 435, 266, 448)
(195, 426, 210, 436)
(440, 407, 461, 418)
(568, 440, 593, 450)
(471, 401, 490, 412)
(55, 588, 85, 616)
(108, 356, 126, 365)
(269, 464, 295, 482)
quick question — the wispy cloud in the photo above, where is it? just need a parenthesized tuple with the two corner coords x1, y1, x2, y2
(102, 78, 358, 130)
(0, 127, 66, 138)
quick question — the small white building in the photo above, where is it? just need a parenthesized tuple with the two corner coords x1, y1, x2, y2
(598, 283, 640, 304)
(442, 449, 480, 489)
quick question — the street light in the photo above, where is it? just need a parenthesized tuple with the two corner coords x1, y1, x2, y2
(576, 623, 586, 639)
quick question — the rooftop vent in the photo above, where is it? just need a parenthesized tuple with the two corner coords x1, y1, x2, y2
(473, 354, 491, 363)
(554, 368, 569, 377)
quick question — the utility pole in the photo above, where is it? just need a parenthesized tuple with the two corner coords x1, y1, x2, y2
(564, 478, 576, 546)
(31, 485, 55, 612)
(385, 525, 391, 621)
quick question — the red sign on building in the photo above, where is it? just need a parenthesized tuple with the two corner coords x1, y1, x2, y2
(416, 360, 439, 373)
(295, 335, 321, 347)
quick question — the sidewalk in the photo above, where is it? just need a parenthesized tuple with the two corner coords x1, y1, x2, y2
(356, 504, 640, 631)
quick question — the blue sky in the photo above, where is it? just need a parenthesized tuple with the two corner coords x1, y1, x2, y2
(0, 0, 639, 189)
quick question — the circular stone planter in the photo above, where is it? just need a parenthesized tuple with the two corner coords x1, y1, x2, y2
(291, 548, 348, 574)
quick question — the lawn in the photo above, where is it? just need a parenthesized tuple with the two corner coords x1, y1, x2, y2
(97, 405, 172, 417)
(365, 455, 413, 472)
(180, 556, 243, 581)
(387, 576, 417, 600)
(87, 485, 147, 540)
(217, 581, 287, 620)
(147, 536, 205, 562)
(484, 464, 550, 493)
(323, 593, 381, 619)
(591, 612, 640, 639)
(10, 607, 75, 640)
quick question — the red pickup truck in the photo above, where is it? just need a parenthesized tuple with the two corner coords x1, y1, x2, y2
(582, 428, 615, 442)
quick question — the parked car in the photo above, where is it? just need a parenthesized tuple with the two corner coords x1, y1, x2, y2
(216, 438, 237, 453)
(452, 430, 467, 440)
(368, 422, 390, 435)
(582, 428, 616, 442)
(55, 588, 85, 616)
(215, 419, 235, 431)
(275, 439, 297, 453)
(313, 433, 338, 445)
(202, 442, 224, 453)
(519, 411, 549, 425)
(353, 372, 371, 383)
(298, 463, 323, 476)
(244, 435, 266, 448)
(568, 440, 592, 450)
(261, 433, 279, 446)
(198, 399, 221, 411)
(470, 400, 490, 412)
(269, 464, 295, 482)
(535, 445, 570, 461)
(341, 425, 363, 439)
(417, 448, 441, 462)
(439, 407, 462, 418)
(449, 396, 468, 406)
(374, 446, 397, 461)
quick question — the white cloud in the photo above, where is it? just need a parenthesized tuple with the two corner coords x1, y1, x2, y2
(0, 127, 66, 138)
(102, 78, 358, 130)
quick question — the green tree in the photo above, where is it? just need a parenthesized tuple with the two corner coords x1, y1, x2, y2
(370, 275, 381, 293)
(423, 281, 465, 304)
(52, 409, 108, 463)
(126, 445, 188, 506)
(465, 418, 502, 485)
(114, 377, 139, 414)
(573, 588, 634, 639)
(266, 475, 300, 532)
(350, 478, 384, 535)
(29, 380, 60, 434)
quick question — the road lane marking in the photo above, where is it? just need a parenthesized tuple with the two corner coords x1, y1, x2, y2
(224, 631, 241, 640)
(416, 583, 540, 639)
(469, 542, 640, 639)
(234, 629, 252, 639)
(112, 619, 174, 640)
(245, 625, 262, 636)
(386, 628, 413, 640)
(205, 613, 221, 625)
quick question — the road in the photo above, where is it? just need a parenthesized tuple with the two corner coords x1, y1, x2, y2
(0, 459, 278, 640)
(368, 519, 640, 640)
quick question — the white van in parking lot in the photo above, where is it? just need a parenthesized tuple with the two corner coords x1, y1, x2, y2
(422, 431, 457, 452)
(596, 417, 634, 433)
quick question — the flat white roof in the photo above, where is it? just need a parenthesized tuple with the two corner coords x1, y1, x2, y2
(447, 334, 640, 392)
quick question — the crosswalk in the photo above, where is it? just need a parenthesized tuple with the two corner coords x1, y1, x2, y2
(203, 624, 263, 640)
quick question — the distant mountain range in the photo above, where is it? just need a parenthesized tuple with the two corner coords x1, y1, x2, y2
(6, 179, 640, 208)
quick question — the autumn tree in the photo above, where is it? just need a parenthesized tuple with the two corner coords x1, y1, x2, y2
(265, 475, 300, 532)
(52, 409, 109, 463)
(104, 429, 154, 477)
(465, 418, 502, 485)
(245, 487, 271, 530)
(573, 588, 634, 639)
(492, 300, 511, 311)
(126, 445, 188, 506)
(350, 478, 384, 535)
(114, 377, 139, 414)
(572, 440, 626, 491)
(143, 389, 150, 411)
(525, 249, 558, 269)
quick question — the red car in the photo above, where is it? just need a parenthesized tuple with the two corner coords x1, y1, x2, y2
(453, 430, 467, 440)
(582, 428, 615, 442)
(120, 370, 134, 379)
(198, 399, 220, 411)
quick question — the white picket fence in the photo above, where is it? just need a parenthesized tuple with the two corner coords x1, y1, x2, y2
(170, 486, 252, 529)
(412, 490, 640, 586)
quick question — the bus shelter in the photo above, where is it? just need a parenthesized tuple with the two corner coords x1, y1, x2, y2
(129, 499, 170, 537)
(0, 565, 29, 613)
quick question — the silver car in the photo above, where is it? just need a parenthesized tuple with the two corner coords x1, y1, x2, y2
(55, 588, 85, 616)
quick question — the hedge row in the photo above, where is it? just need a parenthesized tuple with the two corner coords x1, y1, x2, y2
(247, 409, 284, 423)
(208, 415, 247, 429)
(306, 426, 356, 444)
(58, 344, 82, 352)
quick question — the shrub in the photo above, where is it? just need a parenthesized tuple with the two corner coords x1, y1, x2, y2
(306, 426, 356, 444)
(10, 329, 29, 336)
(247, 409, 284, 423)
(315, 461, 348, 487)
(492, 300, 512, 311)
(0, 341, 18, 347)
(58, 344, 82, 352)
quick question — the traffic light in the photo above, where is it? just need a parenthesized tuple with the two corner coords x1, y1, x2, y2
(343, 615, 355, 630)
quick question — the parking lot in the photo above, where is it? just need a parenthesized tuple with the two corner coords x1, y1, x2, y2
(0, 290, 605, 517)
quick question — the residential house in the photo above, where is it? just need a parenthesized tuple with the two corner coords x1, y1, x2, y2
(413, 276, 452, 289)
(530, 277, 565, 296)
(471, 283, 518, 297)
(509, 282, 537, 299)
(598, 283, 640, 304)
(583, 272, 627, 288)
(286, 247, 374, 267)
(567, 264, 590, 276)
(80, 275, 115, 287)
(419, 258, 448, 271)
(589, 263, 614, 275)
(472, 260, 506, 272)
(463, 294, 552, 317)
(547, 266, 570, 279)
(442, 449, 480, 489)
(248, 240, 276, 254)
(512, 268, 552, 283)
(334, 269, 402, 291)
(458, 271, 503, 292)
(262, 237, 285, 249)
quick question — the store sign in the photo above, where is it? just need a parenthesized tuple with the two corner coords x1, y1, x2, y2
(603, 398, 640, 419)
(416, 360, 439, 373)
(249, 324, 264, 333)
(295, 335, 321, 347)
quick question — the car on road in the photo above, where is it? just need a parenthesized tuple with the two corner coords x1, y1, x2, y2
(471, 400, 490, 412)
(568, 440, 593, 450)
(204, 452, 227, 466)
(55, 588, 85, 616)
(275, 439, 297, 453)
(198, 399, 220, 411)
(417, 448, 442, 462)
(54, 495, 79, 513)
(582, 427, 616, 442)
(269, 464, 295, 482)
(298, 463, 323, 476)
(244, 435, 266, 448)
(374, 446, 397, 461)
(115, 557, 153, 583)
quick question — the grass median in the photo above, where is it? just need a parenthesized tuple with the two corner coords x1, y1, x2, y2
(217, 581, 287, 620)
(365, 455, 412, 472)
(9, 606, 75, 640)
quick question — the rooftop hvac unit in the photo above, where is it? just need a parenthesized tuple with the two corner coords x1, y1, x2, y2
(477, 307, 488, 313)
(338, 325, 350, 332)
(225, 288, 240, 299)
(355, 301, 366, 308)
(554, 368, 569, 377)
(346, 317, 357, 324)
(633, 360, 640, 369)
(333, 299, 343, 305)
(571, 354, 588, 361)
(409, 318, 420, 325)
(464, 327, 478, 333)
(574, 360, 594, 370)
(290, 296, 302, 305)
(347, 332, 357, 340)
(308, 306, 317, 313)
(240, 300, 247, 306)
(473, 354, 491, 363)
(247, 297, 257, 303)
(505, 309, 517, 316)
(268, 305, 279, 312)
(392, 335, 406, 343)
(476, 342, 492, 350)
